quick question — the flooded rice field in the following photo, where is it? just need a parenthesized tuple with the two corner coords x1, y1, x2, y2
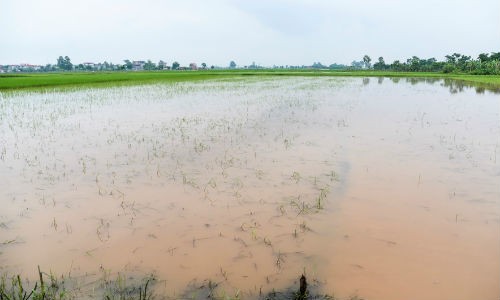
(0, 77, 499, 300)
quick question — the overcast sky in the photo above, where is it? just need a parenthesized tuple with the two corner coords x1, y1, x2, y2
(1, 0, 499, 66)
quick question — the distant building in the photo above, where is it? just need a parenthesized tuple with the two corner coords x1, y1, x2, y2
(0, 64, 44, 72)
(7, 65, 20, 72)
(132, 61, 146, 71)
(19, 64, 42, 71)
(158, 61, 167, 70)
(189, 63, 198, 70)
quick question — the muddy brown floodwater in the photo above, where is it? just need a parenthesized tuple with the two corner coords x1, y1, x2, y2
(0, 77, 499, 300)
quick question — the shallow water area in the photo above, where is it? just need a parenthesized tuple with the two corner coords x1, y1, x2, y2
(0, 77, 499, 300)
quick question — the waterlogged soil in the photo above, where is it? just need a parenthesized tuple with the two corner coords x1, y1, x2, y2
(0, 77, 499, 300)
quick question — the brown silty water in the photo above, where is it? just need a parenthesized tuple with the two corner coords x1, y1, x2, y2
(0, 77, 499, 299)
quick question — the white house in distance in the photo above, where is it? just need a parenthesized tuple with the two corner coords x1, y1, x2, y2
(132, 61, 146, 71)
(83, 62, 96, 69)
(1, 64, 43, 72)
(20, 64, 42, 71)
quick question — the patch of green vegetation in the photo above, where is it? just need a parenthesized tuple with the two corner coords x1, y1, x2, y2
(0, 266, 70, 300)
(445, 74, 500, 85)
(0, 71, 229, 92)
(0, 267, 155, 300)
(0, 269, 362, 300)
(1, 70, 499, 92)
(232, 69, 500, 86)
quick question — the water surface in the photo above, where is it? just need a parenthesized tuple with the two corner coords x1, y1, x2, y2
(0, 77, 499, 299)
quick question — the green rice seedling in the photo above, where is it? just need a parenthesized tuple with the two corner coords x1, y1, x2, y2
(291, 171, 301, 183)
(102, 273, 156, 300)
(194, 140, 210, 153)
(219, 268, 228, 281)
(96, 219, 111, 242)
(327, 171, 339, 182)
(289, 196, 314, 216)
(0, 274, 33, 300)
(207, 177, 217, 189)
(251, 229, 257, 240)
(283, 138, 292, 149)
(182, 172, 198, 188)
(316, 187, 330, 210)
(275, 251, 285, 270)
(0, 266, 72, 300)
(255, 169, 264, 180)
(65, 223, 72, 234)
(215, 288, 241, 300)
(51, 217, 58, 231)
(278, 205, 287, 216)
(299, 221, 312, 233)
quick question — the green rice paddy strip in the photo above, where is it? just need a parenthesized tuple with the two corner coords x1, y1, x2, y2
(1, 70, 500, 91)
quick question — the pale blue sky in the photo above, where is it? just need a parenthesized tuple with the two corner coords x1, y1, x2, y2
(1, 0, 499, 66)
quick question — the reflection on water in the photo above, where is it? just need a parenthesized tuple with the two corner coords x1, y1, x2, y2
(442, 78, 500, 94)
(0, 77, 499, 300)
(389, 76, 500, 94)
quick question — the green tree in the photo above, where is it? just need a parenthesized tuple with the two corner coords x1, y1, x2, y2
(64, 56, 72, 70)
(172, 61, 180, 70)
(373, 57, 386, 70)
(312, 62, 326, 69)
(201, 62, 207, 69)
(44, 64, 57, 72)
(442, 63, 455, 73)
(329, 63, 346, 70)
(363, 55, 371, 69)
(57, 56, 73, 71)
(445, 53, 462, 65)
(229, 61, 237, 68)
(478, 53, 490, 63)
(57, 56, 64, 69)
(144, 60, 156, 70)
(425, 58, 441, 72)
(390, 60, 403, 71)
(457, 55, 471, 64)
(407, 56, 421, 71)
(123, 60, 133, 70)
(351, 60, 364, 69)
(158, 60, 166, 70)
(445, 55, 455, 64)
(490, 52, 500, 61)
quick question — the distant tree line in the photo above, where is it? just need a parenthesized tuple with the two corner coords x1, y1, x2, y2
(353, 52, 500, 75)
(308, 52, 500, 75)
(47, 58, 234, 71)
(2, 52, 499, 74)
